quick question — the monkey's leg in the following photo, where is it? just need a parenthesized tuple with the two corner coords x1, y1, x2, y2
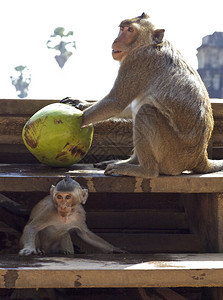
(38, 228, 74, 254)
(47, 234, 74, 254)
(59, 233, 74, 254)
(105, 161, 159, 178)
(105, 105, 160, 178)
(193, 154, 223, 174)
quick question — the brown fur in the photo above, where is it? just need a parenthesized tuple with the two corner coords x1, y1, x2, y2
(81, 14, 223, 178)
(19, 176, 121, 255)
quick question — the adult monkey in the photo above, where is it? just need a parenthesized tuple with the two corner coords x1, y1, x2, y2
(63, 13, 223, 178)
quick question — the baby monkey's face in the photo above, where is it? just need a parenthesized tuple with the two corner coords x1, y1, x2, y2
(54, 191, 78, 217)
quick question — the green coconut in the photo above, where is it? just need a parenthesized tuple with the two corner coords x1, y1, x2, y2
(22, 103, 94, 167)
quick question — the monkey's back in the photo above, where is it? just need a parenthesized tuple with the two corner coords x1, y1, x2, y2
(129, 40, 213, 147)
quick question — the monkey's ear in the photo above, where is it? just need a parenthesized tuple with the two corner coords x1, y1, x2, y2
(50, 185, 56, 196)
(81, 189, 88, 204)
(152, 29, 165, 45)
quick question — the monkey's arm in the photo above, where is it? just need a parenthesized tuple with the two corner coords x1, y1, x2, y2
(75, 225, 123, 253)
(116, 104, 132, 119)
(19, 197, 54, 256)
(82, 61, 141, 126)
(82, 96, 126, 126)
(61, 97, 132, 120)
(19, 217, 52, 256)
(19, 223, 40, 255)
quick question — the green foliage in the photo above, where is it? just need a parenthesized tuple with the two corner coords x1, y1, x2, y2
(47, 27, 76, 68)
(10, 65, 31, 98)
(52, 27, 74, 38)
(15, 65, 27, 72)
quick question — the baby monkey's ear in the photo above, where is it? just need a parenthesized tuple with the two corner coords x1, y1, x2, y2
(50, 185, 56, 196)
(81, 189, 88, 204)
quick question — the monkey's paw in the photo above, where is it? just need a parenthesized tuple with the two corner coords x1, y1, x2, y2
(94, 159, 120, 170)
(104, 163, 122, 176)
(60, 97, 89, 110)
(19, 248, 38, 256)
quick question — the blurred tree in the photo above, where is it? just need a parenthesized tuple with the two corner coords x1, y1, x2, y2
(10, 65, 31, 98)
(47, 27, 76, 68)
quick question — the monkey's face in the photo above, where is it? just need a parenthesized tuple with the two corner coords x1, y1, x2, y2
(112, 24, 139, 61)
(54, 192, 77, 218)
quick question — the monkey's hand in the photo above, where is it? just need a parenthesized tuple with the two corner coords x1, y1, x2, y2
(104, 162, 130, 176)
(60, 97, 93, 110)
(19, 247, 38, 256)
(94, 159, 120, 170)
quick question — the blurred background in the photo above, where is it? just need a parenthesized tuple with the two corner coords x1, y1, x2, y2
(1, 0, 223, 100)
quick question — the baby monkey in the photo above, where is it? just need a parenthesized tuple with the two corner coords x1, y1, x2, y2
(19, 175, 120, 256)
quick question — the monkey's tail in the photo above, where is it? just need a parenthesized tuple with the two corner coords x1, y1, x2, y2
(194, 158, 223, 174)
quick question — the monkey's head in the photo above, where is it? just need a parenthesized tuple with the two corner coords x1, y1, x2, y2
(50, 175, 88, 218)
(112, 12, 165, 62)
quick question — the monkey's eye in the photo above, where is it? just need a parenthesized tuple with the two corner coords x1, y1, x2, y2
(65, 195, 72, 200)
(127, 27, 134, 32)
(56, 194, 63, 199)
